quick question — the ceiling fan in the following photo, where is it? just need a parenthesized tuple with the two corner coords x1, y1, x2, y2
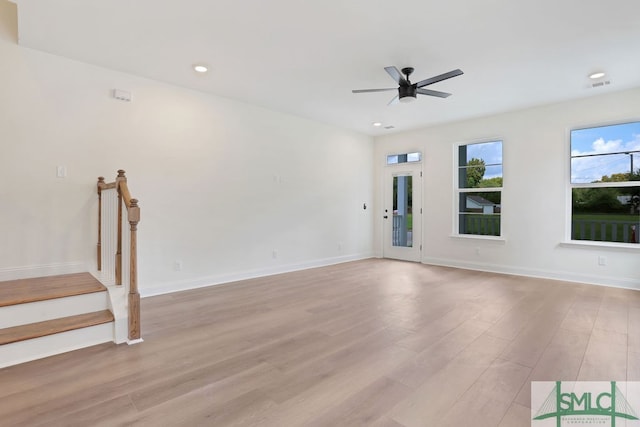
(352, 66, 463, 105)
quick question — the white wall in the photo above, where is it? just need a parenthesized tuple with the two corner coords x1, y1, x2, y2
(0, 2, 374, 295)
(375, 87, 640, 289)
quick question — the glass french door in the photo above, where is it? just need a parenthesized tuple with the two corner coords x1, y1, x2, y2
(383, 164, 422, 262)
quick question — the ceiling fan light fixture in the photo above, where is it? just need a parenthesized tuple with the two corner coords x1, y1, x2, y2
(399, 95, 417, 103)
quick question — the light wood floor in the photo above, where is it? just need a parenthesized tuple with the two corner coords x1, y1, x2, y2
(1, 259, 639, 426)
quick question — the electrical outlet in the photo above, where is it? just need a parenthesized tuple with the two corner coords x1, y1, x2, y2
(174, 260, 183, 271)
(598, 256, 607, 266)
(272, 250, 278, 259)
(56, 166, 67, 178)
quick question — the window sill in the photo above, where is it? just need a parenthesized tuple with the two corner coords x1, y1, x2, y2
(450, 234, 506, 243)
(559, 240, 640, 251)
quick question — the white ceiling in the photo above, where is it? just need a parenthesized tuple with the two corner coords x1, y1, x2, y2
(12, 0, 640, 135)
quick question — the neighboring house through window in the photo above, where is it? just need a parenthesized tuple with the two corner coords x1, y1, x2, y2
(456, 140, 503, 236)
(570, 121, 640, 244)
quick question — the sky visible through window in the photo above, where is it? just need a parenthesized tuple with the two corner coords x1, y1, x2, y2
(571, 122, 640, 183)
(465, 141, 502, 180)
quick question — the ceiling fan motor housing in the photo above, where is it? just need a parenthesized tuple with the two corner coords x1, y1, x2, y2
(399, 85, 417, 102)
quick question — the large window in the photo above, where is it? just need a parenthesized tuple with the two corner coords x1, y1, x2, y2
(457, 140, 503, 236)
(570, 121, 640, 244)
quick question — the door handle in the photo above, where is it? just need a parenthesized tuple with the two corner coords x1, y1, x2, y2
(383, 215, 388, 219)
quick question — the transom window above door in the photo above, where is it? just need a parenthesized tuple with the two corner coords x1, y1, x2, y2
(387, 152, 421, 165)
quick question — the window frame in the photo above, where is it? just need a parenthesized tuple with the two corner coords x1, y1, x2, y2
(453, 139, 504, 240)
(567, 120, 640, 247)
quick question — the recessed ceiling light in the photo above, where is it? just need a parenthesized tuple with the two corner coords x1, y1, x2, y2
(589, 71, 605, 79)
(372, 122, 382, 127)
(193, 64, 208, 73)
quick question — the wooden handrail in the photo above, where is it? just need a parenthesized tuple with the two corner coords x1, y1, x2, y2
(97, 181, 117, 190)
(120, 182, 133, 209)
(96, 170, 142, 341)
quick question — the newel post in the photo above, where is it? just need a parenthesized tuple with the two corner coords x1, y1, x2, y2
(115, 169, 127, 286)
(128, 198, 141, 340)
(97, 177, 105, 271)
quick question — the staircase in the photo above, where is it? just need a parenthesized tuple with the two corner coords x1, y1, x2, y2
(0, 273, 115, 369)
(0, 169, 142, 368)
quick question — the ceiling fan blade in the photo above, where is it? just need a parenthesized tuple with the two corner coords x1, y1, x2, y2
(416, 69, 463, 88)
(387, 94, 399, 106)
(416, 88, 451, 98)
(352, 88, 397, 93)
(384, 66, 409, 86)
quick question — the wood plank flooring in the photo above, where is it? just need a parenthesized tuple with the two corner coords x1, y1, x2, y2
(0, 259, 638, 426)
(0, 273, 106, 307)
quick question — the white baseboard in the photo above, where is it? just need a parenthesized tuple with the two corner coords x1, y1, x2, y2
(0, 261, 86, 282)
(140, 253, 375, 298)
(421, 256, 640, 291)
